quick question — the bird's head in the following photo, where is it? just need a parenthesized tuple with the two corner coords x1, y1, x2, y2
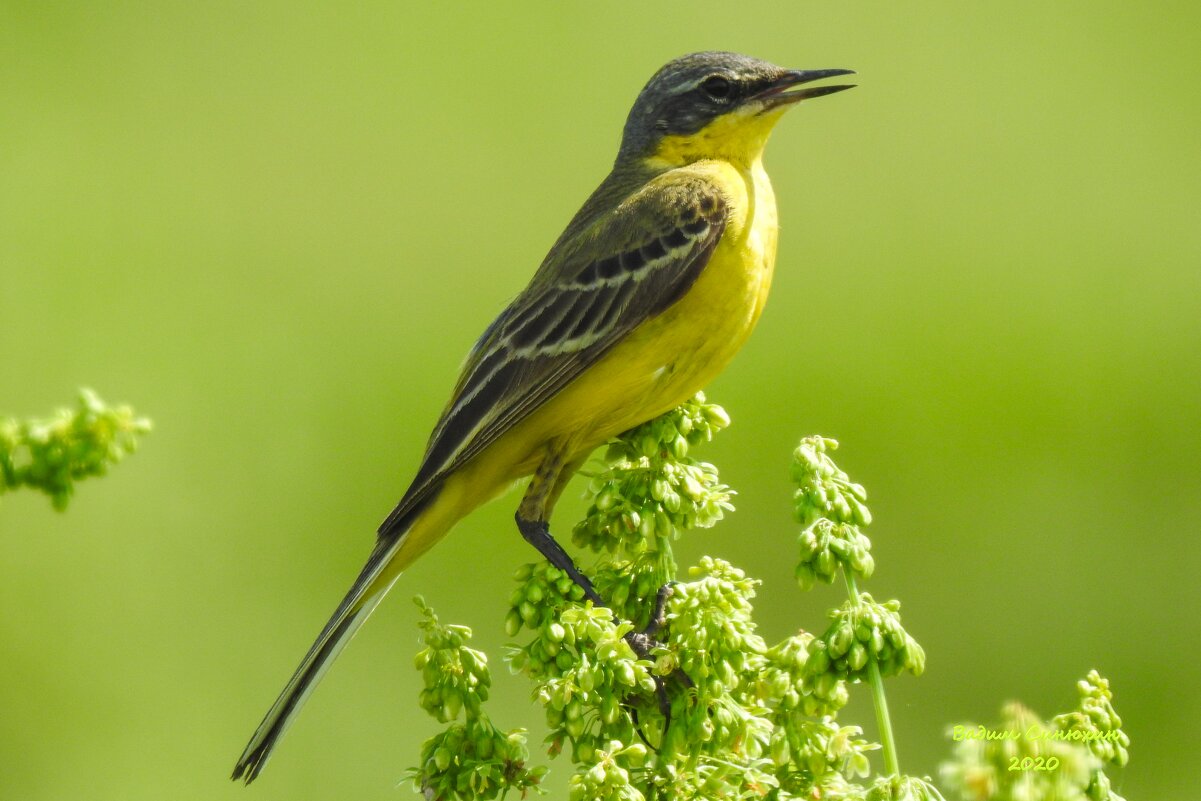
(618, 51, 854, 168)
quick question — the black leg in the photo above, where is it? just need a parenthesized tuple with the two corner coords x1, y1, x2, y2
(515, 512, 674, 660)
(516, 444, 689, 736)
(516, 513, 605, 606)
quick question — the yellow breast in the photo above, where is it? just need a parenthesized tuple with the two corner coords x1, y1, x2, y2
(622, 102, 788, 407)
(520, 155, 778, 455)
(453, 138, 782, 483)
(621, 157, 778, 408)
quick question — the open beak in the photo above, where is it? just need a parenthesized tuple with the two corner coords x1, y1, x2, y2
(754, 68, 857, 110)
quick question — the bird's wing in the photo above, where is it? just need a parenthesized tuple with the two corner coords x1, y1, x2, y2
(378, 172, 727, 538)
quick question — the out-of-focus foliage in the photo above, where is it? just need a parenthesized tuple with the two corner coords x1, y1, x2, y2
(0, 389, 150, 510)
(940, 671, 1129, 801)
(407, 598, 546, 801)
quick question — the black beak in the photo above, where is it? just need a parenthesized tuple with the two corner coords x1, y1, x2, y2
(755, 68, 857, 109)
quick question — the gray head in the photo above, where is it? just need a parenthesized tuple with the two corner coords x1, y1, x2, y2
(617, 51, 854, 161)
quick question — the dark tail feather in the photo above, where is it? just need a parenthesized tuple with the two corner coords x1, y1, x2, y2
(232, 534, 403, 784)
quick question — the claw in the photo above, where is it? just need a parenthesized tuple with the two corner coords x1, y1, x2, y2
(642, 582, 676, 639)
(621, 580, 694, 750)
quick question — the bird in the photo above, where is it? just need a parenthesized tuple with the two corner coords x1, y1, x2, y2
(232, 50, 854, 783)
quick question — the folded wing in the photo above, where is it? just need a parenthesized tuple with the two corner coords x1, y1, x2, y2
(379, 174, 728, 538)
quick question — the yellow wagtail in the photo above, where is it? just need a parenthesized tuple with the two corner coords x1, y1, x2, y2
(233, 51, 853, 783)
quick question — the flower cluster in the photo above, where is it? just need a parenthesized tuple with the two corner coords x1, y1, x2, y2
(939, 674, 1129, 801)
(506, 555, 786, 797)
(573, 393, 733, 557)
(792, 436, 874, 588)
(802, 594, 926, 702)
(1050, 671, 1130, 769)
(407, 598, 545, 801)
(505, 562, 589, 642)
(506, 404, 843, 800)
(666, 557, 766, 703)
(0, 388, 151, 510)
(796, 518, 874, 590)
(768, 715, 876, 792)
(504, 556, 677, 770)
(761, 631, 848, 717)
(528, 604, 657, 764)
(657, 558, 775, 767)
(566, 742, 649, 801)
(792, 436, 872, 528)
(414, 598, 492, 722)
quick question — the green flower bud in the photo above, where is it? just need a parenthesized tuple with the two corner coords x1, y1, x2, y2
(814, 672, 839, 699)
(566, 716, 587, 740)
(444, 692, 462, 721)
(816, 548, 836, 578)
(848, 641, 868, 671)
(601, 695, 621, 725)
(829, 623, 854, 658)
(622, 742, 648, 767)
(671, 435, 689, 459)
(851, 498, 872, 526)
(703, 403, 730, 428)
(638, 510, 655, 539)
(655, 509, 673, 538)
(829, 536, 850, 558)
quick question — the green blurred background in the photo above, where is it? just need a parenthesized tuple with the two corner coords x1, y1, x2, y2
(2, 2, 1197, 799)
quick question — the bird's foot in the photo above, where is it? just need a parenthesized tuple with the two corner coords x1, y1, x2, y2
(515, 514, 690, 722)
(623, 581, 693, 737)
(622, 581, 675, 660)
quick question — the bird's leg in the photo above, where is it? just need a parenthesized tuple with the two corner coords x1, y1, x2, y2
(517, 443, 688, 744)
(514, 515, 605, 606)
(515, 443, 669, 657)
(516, 448, 605, 606)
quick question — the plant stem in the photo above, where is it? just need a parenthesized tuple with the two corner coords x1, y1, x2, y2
(843, 570, 900, 776)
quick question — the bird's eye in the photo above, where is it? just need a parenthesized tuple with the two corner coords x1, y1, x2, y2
(700, 75, 733, 100)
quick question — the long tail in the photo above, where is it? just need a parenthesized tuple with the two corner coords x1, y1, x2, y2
(232, 499, 435, 784)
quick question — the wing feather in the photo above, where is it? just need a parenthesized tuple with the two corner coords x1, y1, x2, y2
(378, 173, 727, 537)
